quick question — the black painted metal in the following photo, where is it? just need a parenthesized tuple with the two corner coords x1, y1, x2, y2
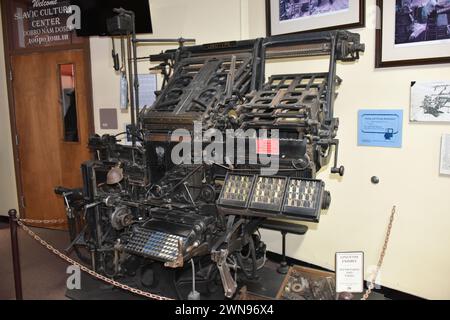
(8, 209, 23, 300)
(277, 231, 289, 275)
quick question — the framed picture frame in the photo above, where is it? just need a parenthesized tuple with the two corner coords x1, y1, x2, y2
(266, 0, 365, 36)
(376, 0, 450, 68)
(410, 81, 450, 122)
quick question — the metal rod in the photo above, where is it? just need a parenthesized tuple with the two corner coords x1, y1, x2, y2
(8, 209, 23, 300)
(131, 12, 140, 135)
(326, 35, 337, 122)
(126, 35, 137, 147)
(134, 38, 195, 44)
(191, 259, 196, 293)
(277, 231, 289, 275)
(114, 8, 138, 146)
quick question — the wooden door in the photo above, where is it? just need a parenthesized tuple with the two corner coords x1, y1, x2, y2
(12, 49, 91, 228)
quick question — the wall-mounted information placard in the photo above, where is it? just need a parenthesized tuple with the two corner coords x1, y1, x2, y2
(358, 110, 403, 148)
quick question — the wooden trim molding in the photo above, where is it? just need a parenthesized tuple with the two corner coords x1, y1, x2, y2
(1, 0, 24, 217)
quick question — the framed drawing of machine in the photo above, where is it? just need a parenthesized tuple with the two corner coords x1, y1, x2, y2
(376, 0, 450, 68)
(266, 0, 365, 36)
(410, 81, 450, 122)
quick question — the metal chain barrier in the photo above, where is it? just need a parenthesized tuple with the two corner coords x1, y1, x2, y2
(16, 219, 173, 301)
(20, 218, 67, 225)
(361, 206, 397, 301)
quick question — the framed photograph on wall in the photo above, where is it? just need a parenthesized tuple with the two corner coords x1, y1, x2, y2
(376, 0, 450, 68)
(410, 81, 450, 122)
(266, 0, 365, 36)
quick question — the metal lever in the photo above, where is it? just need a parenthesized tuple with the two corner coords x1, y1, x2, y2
(330, 139, 345, 177)
(212, 249, 237, 299)
(85, 202, 102, 210)
(112, 38, 120, 71)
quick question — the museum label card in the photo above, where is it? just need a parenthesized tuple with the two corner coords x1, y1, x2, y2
(358, 110, 403, 148)
(336, 252, 364, 293)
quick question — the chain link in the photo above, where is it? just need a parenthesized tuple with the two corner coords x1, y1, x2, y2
(17, 219, 173, 301)
(361, 206, 397, 301)
(20, 218, 67, 225)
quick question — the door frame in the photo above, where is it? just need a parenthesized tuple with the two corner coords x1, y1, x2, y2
(1, 0, 95, 218)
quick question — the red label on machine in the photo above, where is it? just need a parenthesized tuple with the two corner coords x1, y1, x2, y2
(256, 139, 280, 156)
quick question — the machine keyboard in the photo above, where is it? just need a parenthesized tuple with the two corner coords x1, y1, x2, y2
(124, 227, 187, 262)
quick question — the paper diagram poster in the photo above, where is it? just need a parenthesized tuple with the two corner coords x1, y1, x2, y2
(358, 110, 403, 148)
(411, 81, 450, 122)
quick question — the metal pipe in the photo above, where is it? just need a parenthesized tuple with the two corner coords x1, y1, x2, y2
(8, 209, 23, 300)
(134, 38, 195, 44)
(131, 12, 140, 136)
(277, 231, 289, 275)
(187, 259, 200, 300)
(127, 35, 136, 147)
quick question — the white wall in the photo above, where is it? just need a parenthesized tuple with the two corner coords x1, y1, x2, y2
(0, 5, 19, 216)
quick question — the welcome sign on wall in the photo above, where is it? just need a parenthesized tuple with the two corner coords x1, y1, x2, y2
(9, 0, 81, 49)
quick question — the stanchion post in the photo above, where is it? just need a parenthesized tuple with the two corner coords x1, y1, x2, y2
(9, 209, 23, 300)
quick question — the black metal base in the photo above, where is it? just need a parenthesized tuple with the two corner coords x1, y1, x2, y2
(277, 262, 289, 275)
(66, 260, 287, 301)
